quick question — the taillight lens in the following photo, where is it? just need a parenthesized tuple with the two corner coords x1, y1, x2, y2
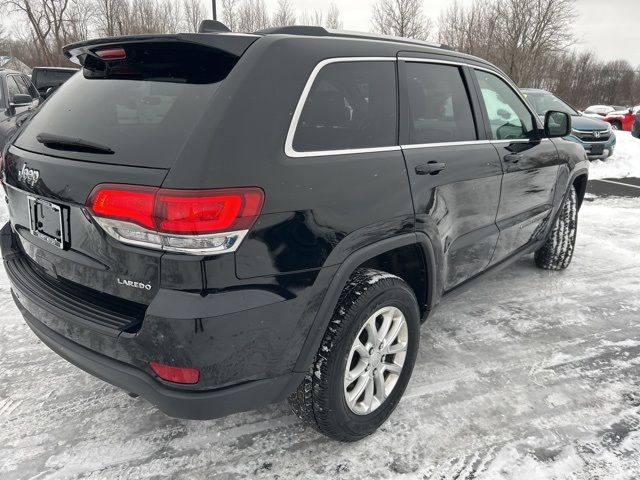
(87, 185, 264, 255)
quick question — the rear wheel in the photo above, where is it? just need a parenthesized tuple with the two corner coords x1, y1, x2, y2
(534, 186, 578, 270)
(289, 268, 420, 442)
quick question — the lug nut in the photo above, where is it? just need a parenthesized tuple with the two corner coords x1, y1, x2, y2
(368, 347, 374, 355)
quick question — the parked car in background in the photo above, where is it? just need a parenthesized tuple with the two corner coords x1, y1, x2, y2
(30, 67, 77, 98)
(583, 105, 616, 116)
(632, 111, 640, 139)
(522, 88, 615, 160)
(0, 68, 40, 149)
(603, 105, 640, 131)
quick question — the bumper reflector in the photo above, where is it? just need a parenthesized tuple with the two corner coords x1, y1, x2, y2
(150, 362, 200, 384)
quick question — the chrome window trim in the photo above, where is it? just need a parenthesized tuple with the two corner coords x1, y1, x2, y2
(284, 57, 398, 158)
(285, 56, 547, 157)
(401, 140, 492, 150)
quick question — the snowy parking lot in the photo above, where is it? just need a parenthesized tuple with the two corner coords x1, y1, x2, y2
(1, 133, 640, 479)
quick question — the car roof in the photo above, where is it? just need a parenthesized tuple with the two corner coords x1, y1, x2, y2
(520, 88, 550, 94)
(31, 66, 78, 72)
(0, 68, 26, 77)
(64, 27, 497, 73)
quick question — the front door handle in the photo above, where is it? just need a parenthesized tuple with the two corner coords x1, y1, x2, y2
(415, 162, 446, 175)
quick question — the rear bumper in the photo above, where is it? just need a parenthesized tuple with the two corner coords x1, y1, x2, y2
(19, 303, 304, 420)
(1, 221, 327, 419)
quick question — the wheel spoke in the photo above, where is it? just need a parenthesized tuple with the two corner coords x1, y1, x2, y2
(353, 339, 370, 359)
(348, 375, 369, 406)
(363, 375, 375, 411)
(364, 318, 380, 345)
(384, 316, 404, 346)
(386, 341, 408, 355)
(382, 362, 402, 376)
(345, 360, 367, 384)
(373, 369, 387, 403)
(376, 311, 393, 344)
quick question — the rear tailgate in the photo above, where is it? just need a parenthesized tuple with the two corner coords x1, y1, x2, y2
(3, 35, 256, 309)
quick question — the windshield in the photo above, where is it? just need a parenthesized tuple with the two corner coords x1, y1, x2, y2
(14, 42, 239, 168)
(522, 91, 579, 116)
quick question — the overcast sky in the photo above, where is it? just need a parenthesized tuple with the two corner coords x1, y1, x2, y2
(252, 0, 640, 66)
(3, 0, 639, 66)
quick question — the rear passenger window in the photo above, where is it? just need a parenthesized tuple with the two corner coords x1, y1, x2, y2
(405, 63, 477, 145)
(292, 61, 397, 153)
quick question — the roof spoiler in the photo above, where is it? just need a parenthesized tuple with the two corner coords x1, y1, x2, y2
(198, 20, 231, 33)
(63, 33, 257, 66)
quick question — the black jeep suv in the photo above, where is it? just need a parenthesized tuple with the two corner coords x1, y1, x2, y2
(1, 27, 588, 441)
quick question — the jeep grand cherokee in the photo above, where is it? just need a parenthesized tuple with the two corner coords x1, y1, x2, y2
(1, 26, 589, 441)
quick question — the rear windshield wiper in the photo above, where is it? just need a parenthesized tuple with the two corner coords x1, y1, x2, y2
(36, 133, 115, 155)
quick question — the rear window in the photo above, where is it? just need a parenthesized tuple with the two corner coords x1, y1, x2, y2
(33, 70, 77, 89)
(15, 42, 240, 168)
(292, 61, 398, 153)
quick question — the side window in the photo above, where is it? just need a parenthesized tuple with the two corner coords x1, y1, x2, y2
(292, 61, 397, 153)
(6, 76, 21, 99)
(21, 76, 39, 98)
(405, 62, 477, 144)
(475, 70, 536, 140)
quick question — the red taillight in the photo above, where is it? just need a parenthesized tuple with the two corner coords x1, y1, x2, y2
(95, 47, 127, 60)
(87, 185, 264, 235)
(150, 362, 200, 384)
(90, 185, 156, 230)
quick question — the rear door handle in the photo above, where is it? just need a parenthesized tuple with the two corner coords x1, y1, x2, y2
(503, 153, 523, 164)
(415, 162, 446, 175)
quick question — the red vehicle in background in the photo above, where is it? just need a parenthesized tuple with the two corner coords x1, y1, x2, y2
(604, 105, 640, 131)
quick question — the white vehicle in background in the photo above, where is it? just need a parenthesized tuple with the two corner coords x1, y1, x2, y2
(583, 105, 628, 118)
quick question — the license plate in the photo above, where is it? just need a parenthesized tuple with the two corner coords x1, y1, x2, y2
(28, 197, 65, 249)
(590, 145, 604, 155)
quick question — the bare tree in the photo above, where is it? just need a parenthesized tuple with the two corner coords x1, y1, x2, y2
(325, 2, 342, 30)
(371, 0, 433, 40)
(298, 9, 323, 26)
(271, 0, 295, 27)
(183, 0, 207, 32)
(220, 0, 239, 31)
(236, 0, 269, 32)
(94, 0, 128, 36)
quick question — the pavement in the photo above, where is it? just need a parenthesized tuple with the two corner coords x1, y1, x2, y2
(588, 177, 640, 198)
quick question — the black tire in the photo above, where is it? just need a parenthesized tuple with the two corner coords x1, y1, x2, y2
(288, 268, 420, 442)
(534, 186, 578, 270)
(610, 121, 622, 131)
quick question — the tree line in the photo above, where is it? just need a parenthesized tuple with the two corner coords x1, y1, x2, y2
(1, 0, 638, 107)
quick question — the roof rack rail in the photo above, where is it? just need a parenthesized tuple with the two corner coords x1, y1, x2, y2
(254, 26, 451, 51)
(254, 26, 329, 36)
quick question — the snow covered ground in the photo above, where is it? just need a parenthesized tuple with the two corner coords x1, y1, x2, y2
(590, 131, 640, 180)
(1, 139, 640, 479)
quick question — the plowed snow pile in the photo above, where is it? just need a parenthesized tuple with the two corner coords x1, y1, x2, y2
(590, 131, 640, 179)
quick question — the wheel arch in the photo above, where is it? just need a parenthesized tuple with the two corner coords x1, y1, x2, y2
(293, 233, 438, 372)
(572, 172, 589, 210)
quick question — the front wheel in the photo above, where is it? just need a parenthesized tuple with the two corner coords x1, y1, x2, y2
(289, 268, 420, 442)
(534, 185, 578, 270)
(610, 121, 622, 130)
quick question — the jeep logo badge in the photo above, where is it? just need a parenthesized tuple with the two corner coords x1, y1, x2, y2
(18, 164, 40, 187)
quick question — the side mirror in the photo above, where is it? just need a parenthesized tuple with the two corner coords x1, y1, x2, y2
(544, 110, 571, 138)
(10, 94, 33, 108)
